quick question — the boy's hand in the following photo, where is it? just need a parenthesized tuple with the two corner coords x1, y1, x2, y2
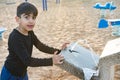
(61, 42, 70, 50)
(52, 51, 64, 65)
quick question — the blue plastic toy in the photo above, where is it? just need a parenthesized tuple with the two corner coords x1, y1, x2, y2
(98, 19, 120, 29)
(111, 21, 120, 26)
(98, 19, 108, 28)
(93, 2, 116, 11)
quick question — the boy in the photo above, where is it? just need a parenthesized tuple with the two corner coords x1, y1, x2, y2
(0, 2, 66, 80)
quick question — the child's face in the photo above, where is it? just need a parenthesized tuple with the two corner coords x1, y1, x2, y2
(16, 13, 36, 31)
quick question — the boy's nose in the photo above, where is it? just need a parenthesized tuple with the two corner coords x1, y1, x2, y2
(29, 18, 35, 23)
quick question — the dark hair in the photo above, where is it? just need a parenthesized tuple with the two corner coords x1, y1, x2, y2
(17, 2, 38, 17)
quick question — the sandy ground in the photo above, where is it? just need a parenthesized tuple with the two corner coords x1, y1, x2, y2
(0, 0, 120, 80)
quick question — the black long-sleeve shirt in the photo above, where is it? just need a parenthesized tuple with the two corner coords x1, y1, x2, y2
(4, 29, 60, 77)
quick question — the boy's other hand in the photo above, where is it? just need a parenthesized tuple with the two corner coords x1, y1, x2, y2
(52, 51, 64, 65)
(61, 42, 70, 50)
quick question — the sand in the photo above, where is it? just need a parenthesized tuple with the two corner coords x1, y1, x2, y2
(0, 0, 120, 80)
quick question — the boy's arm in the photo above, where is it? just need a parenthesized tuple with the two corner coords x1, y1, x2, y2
(10, 33, 63, 67)
(30, 52, 64, 67)
(31, 31, 61, 54)
(10, 35, 53, 66)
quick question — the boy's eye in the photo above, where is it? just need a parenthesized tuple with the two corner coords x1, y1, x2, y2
(24, 16, 36, 20)
(32, 16, 36, 19)
(25, 16, 29, 19)
(22, 14, 36, 20)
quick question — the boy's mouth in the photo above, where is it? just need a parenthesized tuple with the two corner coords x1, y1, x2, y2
(27, 25, 34, 28)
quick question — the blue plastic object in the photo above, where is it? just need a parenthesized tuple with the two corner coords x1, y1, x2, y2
(93, 3, 106, 9)
(98, 19, 108, 28)
(111, 21, 120, 26)
(93, 2, 116, 10)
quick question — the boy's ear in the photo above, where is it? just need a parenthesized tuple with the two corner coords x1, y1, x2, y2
(15, 16, 20, 23)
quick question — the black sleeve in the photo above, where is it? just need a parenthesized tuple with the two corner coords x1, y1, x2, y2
(10, 35, 53, 67)
(31, 31, 61, 54)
